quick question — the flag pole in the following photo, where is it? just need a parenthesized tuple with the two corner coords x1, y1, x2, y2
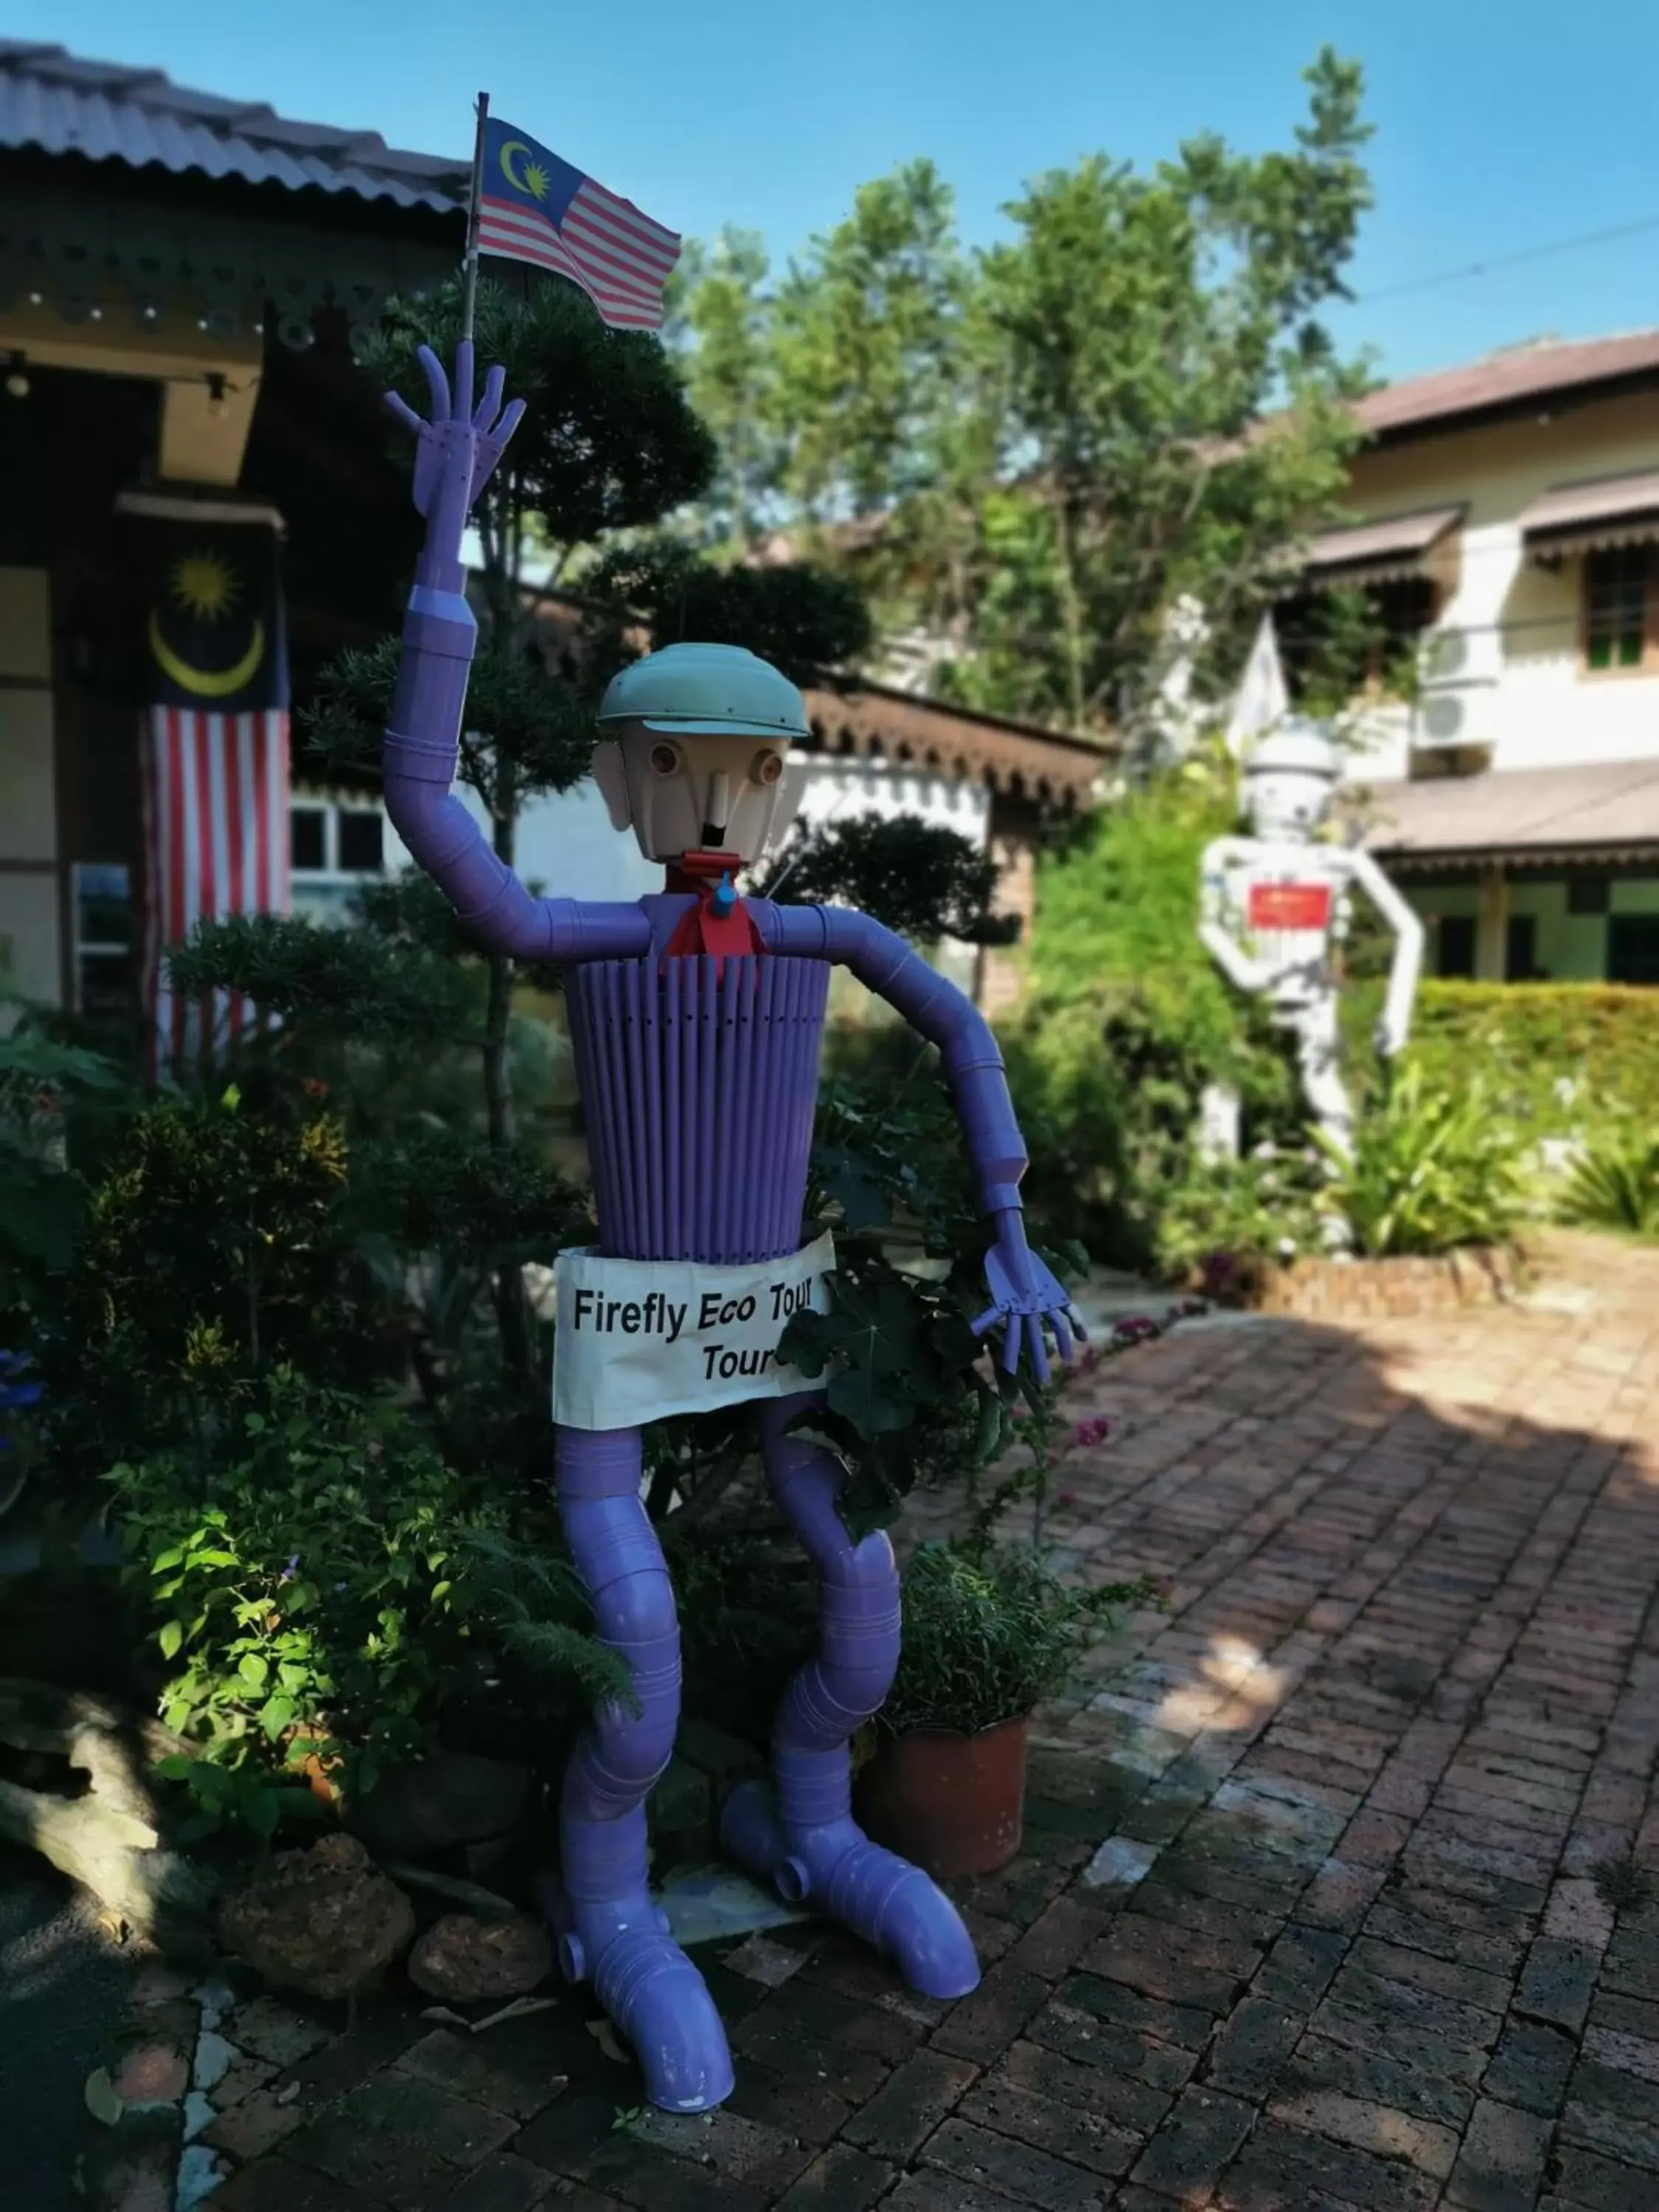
(460, 91, 490, 346)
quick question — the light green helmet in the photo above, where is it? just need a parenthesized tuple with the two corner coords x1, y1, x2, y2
(597, 642, 810, 741)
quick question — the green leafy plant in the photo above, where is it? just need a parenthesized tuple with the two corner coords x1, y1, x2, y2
(1153, 1147, 1328, 1295)
(1006, 755, 1303, 1268)
(1411, 983, 1659, 1155)
(777, 1065, 1085, 1531)
(882, 1540, 1153, 1737)
(108, 1372, 622, 1835)
(1557, 1129, 1659, 1238)
(879, 1321, 1178, 1738)
(1312, 1060, 1525, 1257)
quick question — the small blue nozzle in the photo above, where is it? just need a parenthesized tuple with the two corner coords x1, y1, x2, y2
(712, 872, 737, 917)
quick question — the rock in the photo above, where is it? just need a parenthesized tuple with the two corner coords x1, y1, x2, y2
(218, 1833, 414, 2002)
(406, 1913, 552, 2003)
(350, 1751, 530, 1858)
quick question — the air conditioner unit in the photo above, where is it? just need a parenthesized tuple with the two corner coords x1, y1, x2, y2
(1413, 625, 1500, 750)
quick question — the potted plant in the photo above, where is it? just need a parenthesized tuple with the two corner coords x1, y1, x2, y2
(855, 1345, 1175, 1880)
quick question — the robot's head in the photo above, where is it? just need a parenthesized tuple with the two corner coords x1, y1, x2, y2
(1241, 720, 1340, 843)
(592, 644, 808, 867)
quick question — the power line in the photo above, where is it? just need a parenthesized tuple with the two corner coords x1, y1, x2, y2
(1356, 215, 1659, 305)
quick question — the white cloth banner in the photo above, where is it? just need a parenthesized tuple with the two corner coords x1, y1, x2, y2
(551, 1231, 838, 1431)
(1225, 612, 1289, 759)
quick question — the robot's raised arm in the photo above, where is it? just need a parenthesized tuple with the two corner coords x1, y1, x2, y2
(1346, 847, 1425, 1055)
(383, 650, 647, 965)
(1198, 837, 1271, 992)
(381, 342, 650, 967)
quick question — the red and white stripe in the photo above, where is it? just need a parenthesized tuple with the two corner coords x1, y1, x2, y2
(140, 706, 290, 1075)
(478, 178, 680, 330)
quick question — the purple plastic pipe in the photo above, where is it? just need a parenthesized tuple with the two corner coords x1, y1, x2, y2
(719, 1395, 980, 2001)
(551, 1425, 734, 2112)
(380, 532, 1048, 2104)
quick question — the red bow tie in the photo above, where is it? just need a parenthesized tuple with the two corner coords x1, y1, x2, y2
(663, 851, 764, 967)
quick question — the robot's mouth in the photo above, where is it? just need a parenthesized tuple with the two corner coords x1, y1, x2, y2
(700, 821, 725, 846)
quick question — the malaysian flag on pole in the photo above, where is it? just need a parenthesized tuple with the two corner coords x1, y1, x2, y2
(120, 498, 290, 1077)
(475, 116, 680, 330)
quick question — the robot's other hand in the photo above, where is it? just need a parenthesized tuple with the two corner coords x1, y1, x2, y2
(385, 342, 526, 536)
(973, 1231, 1084, 1387)
(1374, 1015, 1405, 1058)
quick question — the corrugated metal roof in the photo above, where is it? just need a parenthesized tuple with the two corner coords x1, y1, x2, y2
(0, 40, 469, 215)
(1361, 759, 1659, 863)
(1353, 331, 1659, 442)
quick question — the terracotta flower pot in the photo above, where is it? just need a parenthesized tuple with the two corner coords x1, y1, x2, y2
(856, 1714, 1029, 1879)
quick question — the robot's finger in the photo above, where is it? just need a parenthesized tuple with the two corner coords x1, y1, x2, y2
(971, 1304, 1001, 1337)
(384, 390, 424, 435)
(1026, 1316, 1051, 1386)
(453, 340, 476, 425)
(1001, 1315, 1021, 1375)
(1068, 1306, 1088, 1344)
(495, 397, 526, 448)
(474, 362, 507, 429)
(417, 344, 451, 421)
(1051, 1308, 1076, 1365)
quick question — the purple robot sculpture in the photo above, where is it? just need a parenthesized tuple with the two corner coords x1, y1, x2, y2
(382, 343, 1079, 2114)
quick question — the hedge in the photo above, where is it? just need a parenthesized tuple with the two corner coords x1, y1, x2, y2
(1411, 983, 1659, 1147)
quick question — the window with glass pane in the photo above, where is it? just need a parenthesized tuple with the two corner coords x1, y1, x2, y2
(1583, 546, 1652, 671)
(290, 807, 327, 871)
(337, 810, 384, 873)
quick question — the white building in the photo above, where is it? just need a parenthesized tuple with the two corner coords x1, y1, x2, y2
(1282, 333, 1659, 984)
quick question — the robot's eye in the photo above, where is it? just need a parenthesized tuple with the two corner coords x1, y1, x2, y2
(751, 749, 785, 788)
(648, 743, 681, 778)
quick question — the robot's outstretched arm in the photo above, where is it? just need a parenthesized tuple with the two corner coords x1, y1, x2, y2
(1347, 848, 1425, 1056)
(1198, 838, 1271, 992)
(381, 343, 648, 967)
(768, 903, 1025, 1220)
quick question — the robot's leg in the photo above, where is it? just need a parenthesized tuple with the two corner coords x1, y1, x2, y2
(719, 1392, 980, 2001)
(550, 1423, 733, 2112)
(1295, 992, 1354, 1161)
(1295, 995, 1355, 1250)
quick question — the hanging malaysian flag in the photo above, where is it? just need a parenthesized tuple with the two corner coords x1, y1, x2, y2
(476, 116, 681, 330)
(119, 498, 291, 1077)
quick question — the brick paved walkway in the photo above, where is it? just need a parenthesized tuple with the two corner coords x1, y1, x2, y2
(181, 1232, 1659, 2212)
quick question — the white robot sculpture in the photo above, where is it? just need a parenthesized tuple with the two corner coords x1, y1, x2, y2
(1199, 721, 1425, 1166)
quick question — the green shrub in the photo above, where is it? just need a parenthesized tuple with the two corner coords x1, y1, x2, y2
(1153, 1147, 1329, 1292)
(1411, 984, 1659, 1150)
(108, 1372, 624, 1835)
(1313, 1060, 1525, 1256)
(1006, 758, 1301, 1267)
(882, 1540, 1148, 1735)
(1558, 1130, 1659, 1237)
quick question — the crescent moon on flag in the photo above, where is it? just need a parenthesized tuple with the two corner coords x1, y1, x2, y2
(147, 610, 266, 699)
(500, 139, 535, 193)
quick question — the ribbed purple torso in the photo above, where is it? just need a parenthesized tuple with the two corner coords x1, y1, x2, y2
(567, 954, 830, 1265)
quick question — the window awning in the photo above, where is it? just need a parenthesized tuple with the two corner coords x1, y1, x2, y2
(1296, 505, 1464, 592)
(1519, 470, 1659, 560)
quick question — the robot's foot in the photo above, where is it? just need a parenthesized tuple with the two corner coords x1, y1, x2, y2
(721, 1779, 980, 2002)
(540, 1871, 734, 2113)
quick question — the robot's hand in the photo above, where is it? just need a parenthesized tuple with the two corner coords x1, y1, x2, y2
(973, 1224, 1084, 1386)
(385, 342, 526, 554)
(1374, 1014, 1405, 1058)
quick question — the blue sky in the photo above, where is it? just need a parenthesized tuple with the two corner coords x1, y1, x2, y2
(16, 0, 1659, 382)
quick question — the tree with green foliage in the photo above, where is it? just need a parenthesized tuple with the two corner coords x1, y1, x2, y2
(672, 49, 1377, 737)
(1006, 748, 1302, 1268)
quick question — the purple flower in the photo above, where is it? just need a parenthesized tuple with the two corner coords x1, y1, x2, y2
(279, 1553, 299, 1582)
(1071, 1416, 1113, 1450)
